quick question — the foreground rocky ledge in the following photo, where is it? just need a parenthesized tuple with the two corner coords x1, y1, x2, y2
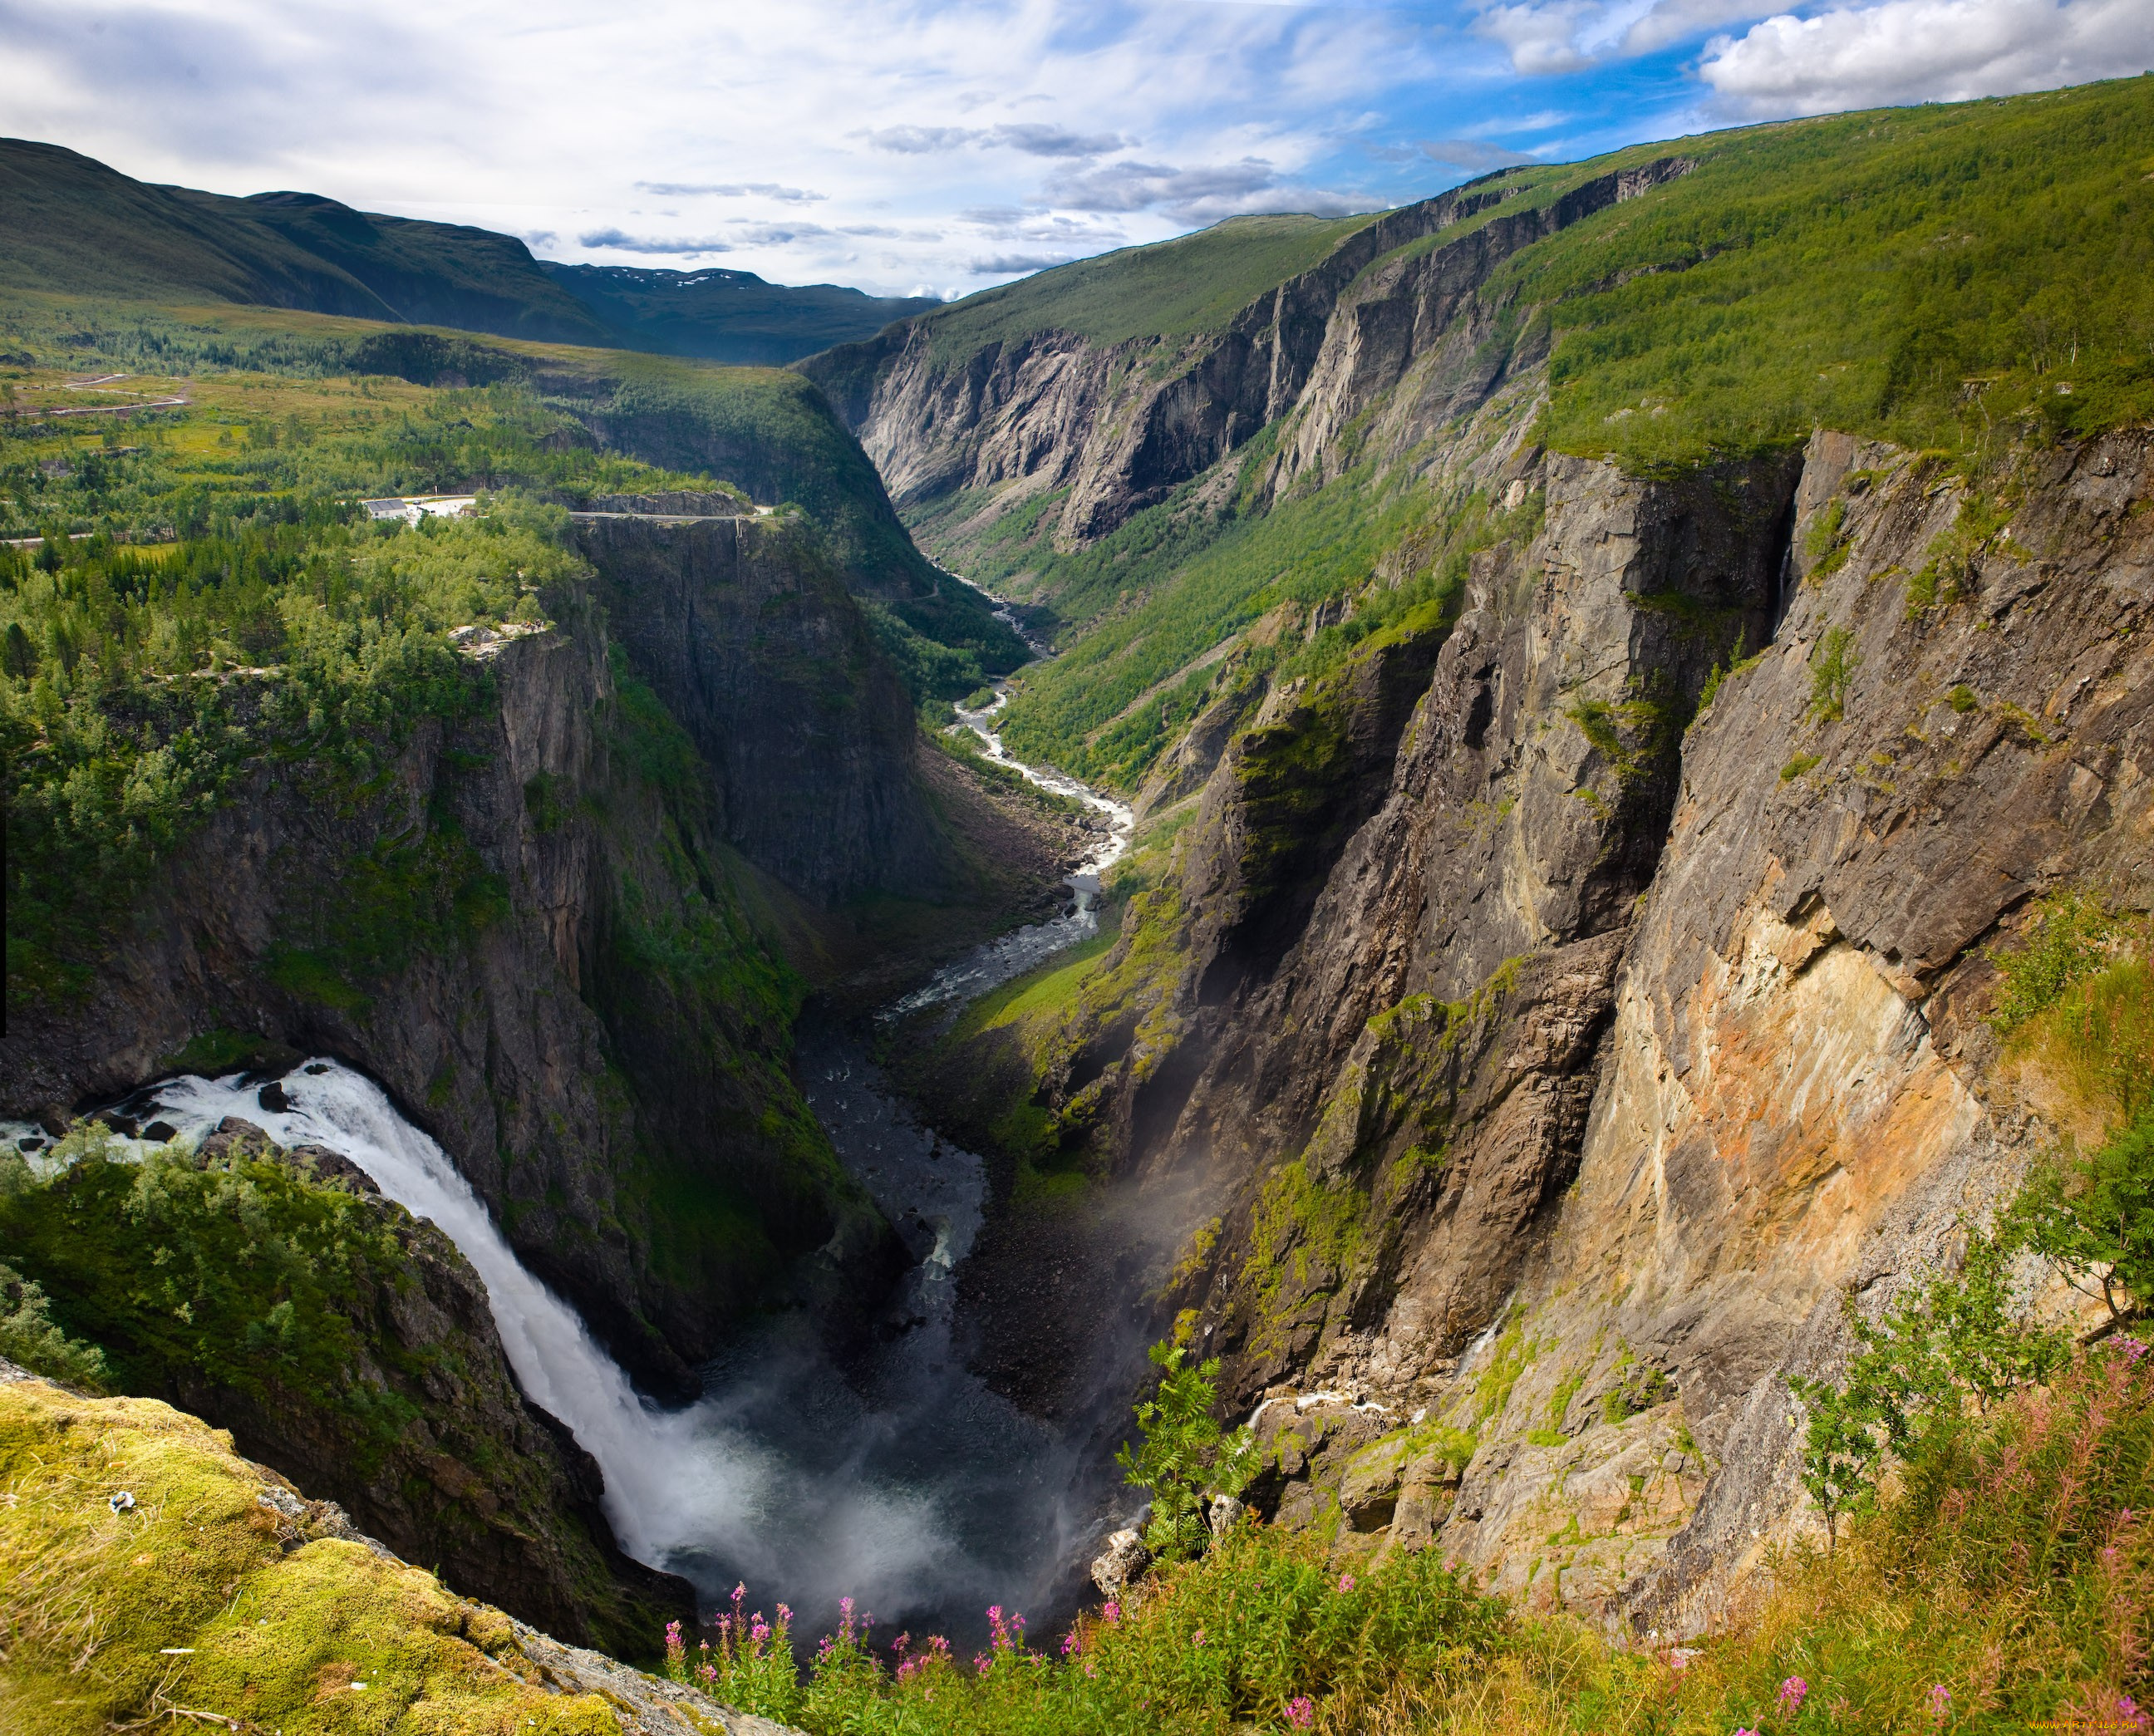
(0, 1361, 799, 1735)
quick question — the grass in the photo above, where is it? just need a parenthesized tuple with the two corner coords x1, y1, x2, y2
(642, 1340, 2154, 1734)
(0, 1370, 704, 1734)
(907, 212, 1385, 360)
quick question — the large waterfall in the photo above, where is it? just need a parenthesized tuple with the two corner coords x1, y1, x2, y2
(79, 1053, 1094, 1638)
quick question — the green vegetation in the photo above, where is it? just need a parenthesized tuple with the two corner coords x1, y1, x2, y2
(1807, 625, 1861, 723)
(0, 1372, 662, 1734)
(0, 1128, 428, 1468)
(1501, 76, 2154, 467)
(0, 1257, 109, 1388)
(909, 212, 1383, 359)
(981, 465, 1522, 787)
(1115, 1341, 1261, 1561)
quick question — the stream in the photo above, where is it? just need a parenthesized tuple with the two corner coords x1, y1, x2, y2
(2, 578, 1141, 1650)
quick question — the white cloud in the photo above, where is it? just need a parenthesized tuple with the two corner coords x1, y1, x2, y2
(1475, 1, 1603, 73)
(1699, 0, 2154, 114)
(636, 180, 828, 203)
(0, 0, 1439, 295)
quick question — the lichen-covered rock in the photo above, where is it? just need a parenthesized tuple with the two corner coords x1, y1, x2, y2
(0, 1363, 798, 1736)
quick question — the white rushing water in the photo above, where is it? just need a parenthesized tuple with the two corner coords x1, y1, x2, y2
(47, 1054, 1091, 1637)
(883, 572, 1135, 1020)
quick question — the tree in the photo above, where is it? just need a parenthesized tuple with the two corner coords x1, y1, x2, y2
(1116, 1340, 1259, 1561)
(2006, 1115, 2154, 1330)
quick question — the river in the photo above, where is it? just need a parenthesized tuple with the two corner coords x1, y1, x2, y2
(0, 586, 1139, 1650)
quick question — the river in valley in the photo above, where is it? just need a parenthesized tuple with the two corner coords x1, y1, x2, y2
(1, 613, 1143, 1652)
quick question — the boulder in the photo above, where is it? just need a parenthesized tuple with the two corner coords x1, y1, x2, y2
(1207, 1494, 1245, 1537)
(1090, 1527, 1150, 1596)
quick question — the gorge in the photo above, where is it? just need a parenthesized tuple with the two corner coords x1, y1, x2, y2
(3, 70, 2154, 1736)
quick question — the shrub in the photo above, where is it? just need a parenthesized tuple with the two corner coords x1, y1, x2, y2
(1807, 625, 1860, 724)
(1116, 1340, 1260, 1561)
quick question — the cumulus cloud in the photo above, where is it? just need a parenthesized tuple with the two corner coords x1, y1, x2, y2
(1699, 0, 2154, 115)
(636, 180, 828, 202)
(1420, 138, 1539, 170)
(1474, 1, 1601, 74)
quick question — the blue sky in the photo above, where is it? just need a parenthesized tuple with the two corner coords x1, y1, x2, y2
(3, 0, 2150, 299)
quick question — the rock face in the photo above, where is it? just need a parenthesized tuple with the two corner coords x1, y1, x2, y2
(907, 362, 2153, 1628)
(574, 511, 943, 904)
(799, 160, 1690, 549)
(0, 574, 898, 1397)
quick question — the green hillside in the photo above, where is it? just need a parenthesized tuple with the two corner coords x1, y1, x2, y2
(0, 139, 945, 370)
(976, 76, 2154, 786)
(915, 210, 1384, 357)
(0, 140, 609, 345)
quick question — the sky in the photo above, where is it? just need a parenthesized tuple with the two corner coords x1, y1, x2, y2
(2, 0, 2151, 301)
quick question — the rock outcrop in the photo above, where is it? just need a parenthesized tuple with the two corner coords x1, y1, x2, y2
(799, 158, 1689, 550)
(907, 397, 2152, 1632)
(0, 1362, 797, 1734)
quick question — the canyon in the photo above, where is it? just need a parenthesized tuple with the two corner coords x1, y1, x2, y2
(2, 76, 2152, 1727)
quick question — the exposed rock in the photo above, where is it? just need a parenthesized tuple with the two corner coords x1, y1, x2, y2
(1090, 1527, 1151, 1596)
(1206, 1493, 1247, 1537)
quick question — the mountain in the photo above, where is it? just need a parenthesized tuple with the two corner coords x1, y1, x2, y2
(0, 139, 611, 343)
(541, 262, 939, 366)
(0, 138, 936, 364)
(842, 72, 2154, 1633)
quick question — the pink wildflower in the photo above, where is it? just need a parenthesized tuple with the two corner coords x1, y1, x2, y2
(1193, 1628, 1206, 1646)
(1778, 1676, 1809, 1716)
(2112, 1335, 2148, 1363)
(976, 1652, 992, 1677)
(1928, 1684, 1950, 1721)
(1286, 1696, 1316, 1730)
(1103, 1600, 1121, 1625)
(2114, 1694, 2150, 1732)
(1061, 1629, 1082, 1658)
(1337, 1574, 1355, 1594)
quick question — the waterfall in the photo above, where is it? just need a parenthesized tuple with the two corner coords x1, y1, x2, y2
(64, 1055, 1086, 1637)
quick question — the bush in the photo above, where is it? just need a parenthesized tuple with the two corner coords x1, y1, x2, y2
(1116, 1340, 1260, 1561)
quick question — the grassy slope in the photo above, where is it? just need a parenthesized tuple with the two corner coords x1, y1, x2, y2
(914, 211, 1385, 357)
(0, 138, 609, 346)
(0, 1370, 716, 1734)
(964, 76, 2154, 785)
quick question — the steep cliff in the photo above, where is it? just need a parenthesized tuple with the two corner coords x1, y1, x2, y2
(0, 574, 898, 1395)
(881, 76, 2154, 1635)
(799, 158, 1688, 556)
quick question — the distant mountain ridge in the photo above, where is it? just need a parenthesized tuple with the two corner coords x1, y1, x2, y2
(541, 262, 939, 366)
(0, 137, 937, 364)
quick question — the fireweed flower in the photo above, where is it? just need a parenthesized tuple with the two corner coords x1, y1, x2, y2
(1778, 1677, 1809, 1716)
(1103, 1601, 1121, 1625)
(1193, 1629, 1206, 1645)
(1337, 1574, 1355, 1593)
(1928, 1684, 1950, 1720)
(1286, 1695, 1316, 1729)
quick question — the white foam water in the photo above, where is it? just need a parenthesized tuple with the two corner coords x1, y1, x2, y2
(83, 1055, 1085, 1637)
(101, 1065, 957, 1599)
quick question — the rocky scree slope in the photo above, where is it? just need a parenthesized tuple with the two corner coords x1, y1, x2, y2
(882, 86, 2154, 1635)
